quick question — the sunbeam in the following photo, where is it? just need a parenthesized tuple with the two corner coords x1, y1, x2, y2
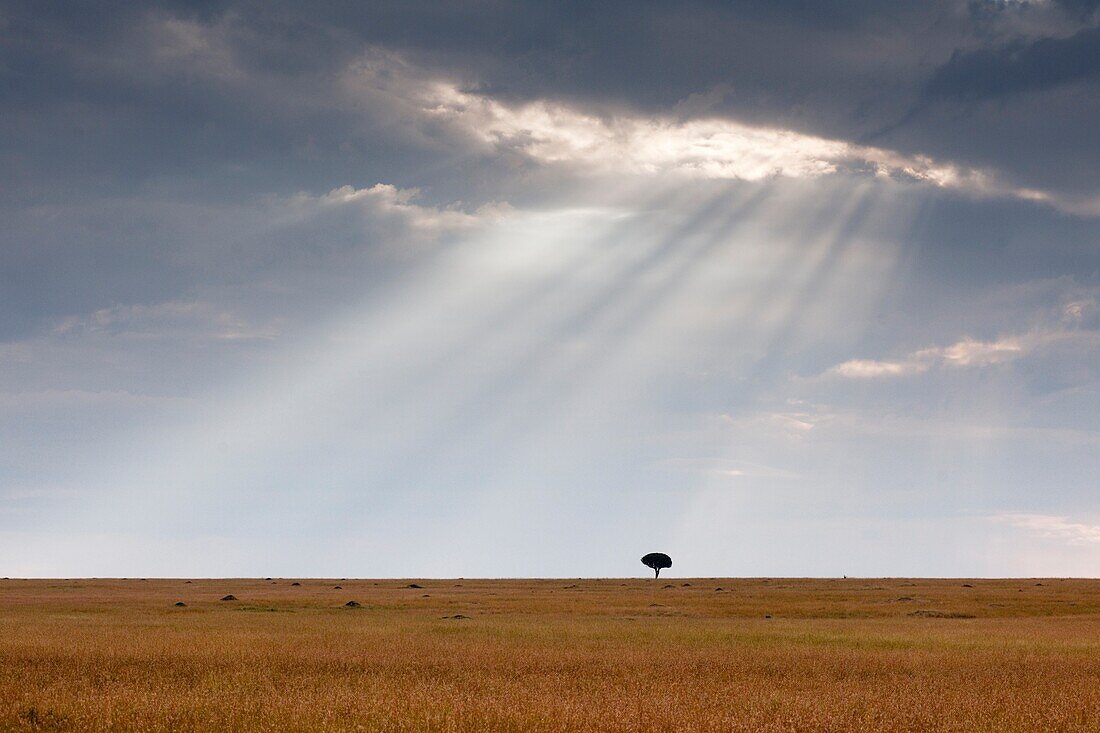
(9, 173, 936, 576)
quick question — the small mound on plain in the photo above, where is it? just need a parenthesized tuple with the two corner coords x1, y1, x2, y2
(908, 609, 976, 619)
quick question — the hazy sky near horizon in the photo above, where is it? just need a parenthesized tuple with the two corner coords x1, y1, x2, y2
(3, 0, 1100, 577)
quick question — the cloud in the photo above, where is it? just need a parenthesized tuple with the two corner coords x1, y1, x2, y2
(309, 183, 507, 234)
(826, 359, 929, 379)
(825, 335, 1039, 379)
(718, 410, 824, 438)
(403, 74, 1067, 208)
(145, 13, 244, 83)
(994, 512, 1100, 545)
(6, 2, 1100, 213)
(925, 26, 1100, 101)
(422, 82, 850, 180)
(51, 301, 281, 342)
(916, 336, 1026, 366)
(0, 179, 501, 341)
(664, 457, 802, 480)
(0, 389, 192, 410)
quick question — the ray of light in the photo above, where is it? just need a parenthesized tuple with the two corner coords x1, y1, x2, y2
(14, 174, 930, 575)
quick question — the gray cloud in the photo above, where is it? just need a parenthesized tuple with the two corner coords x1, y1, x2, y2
(4, 1, 1099, 208)
(926, 25, 1100, 99)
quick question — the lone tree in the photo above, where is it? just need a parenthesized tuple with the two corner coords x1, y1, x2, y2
(641, 552, 672, 579)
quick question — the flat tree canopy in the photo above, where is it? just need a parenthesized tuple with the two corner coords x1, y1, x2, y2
(641, 552, 672, 578)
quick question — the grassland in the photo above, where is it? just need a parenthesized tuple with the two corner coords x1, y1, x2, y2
(3, 578, 1100, 731)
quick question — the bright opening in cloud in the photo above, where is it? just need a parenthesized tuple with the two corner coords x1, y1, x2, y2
(357, 62, 1070, 209)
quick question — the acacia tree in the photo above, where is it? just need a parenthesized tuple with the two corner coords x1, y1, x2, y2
(641, 552, 672, 579)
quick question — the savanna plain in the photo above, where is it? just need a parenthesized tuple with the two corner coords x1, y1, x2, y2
(3, 577, 1100, 732)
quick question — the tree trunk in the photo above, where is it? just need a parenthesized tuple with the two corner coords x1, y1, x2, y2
(654, 567, 660, 579)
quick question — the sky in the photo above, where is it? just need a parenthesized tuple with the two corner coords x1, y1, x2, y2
(2, 0, 1100, 578)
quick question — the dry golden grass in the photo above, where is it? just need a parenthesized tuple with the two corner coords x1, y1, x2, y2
(3, 577, 1100, 731)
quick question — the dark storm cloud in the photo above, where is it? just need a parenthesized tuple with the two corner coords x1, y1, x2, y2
(1052, 0, 1100, 22)
(926, 25, 1100, 99)
(904, 21, 1100, 194)
(4, 1, 1099, 205)
(2, 0, 1099, 341)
